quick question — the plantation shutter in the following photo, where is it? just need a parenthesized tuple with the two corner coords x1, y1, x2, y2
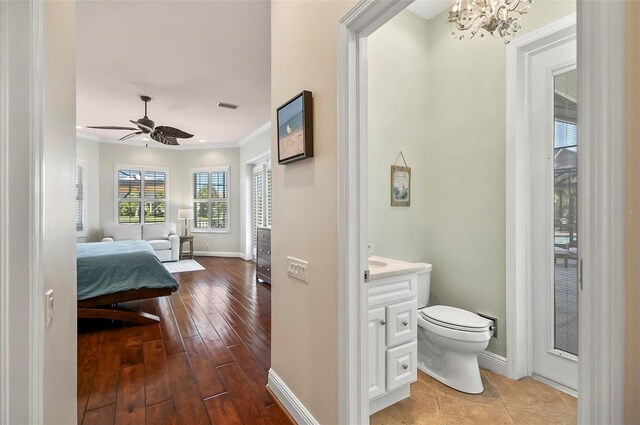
(76, 162, 85, 233)
(253, 168, 264, 252)
(266, 166, 272, 227)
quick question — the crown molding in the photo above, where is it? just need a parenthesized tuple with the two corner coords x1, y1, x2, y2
(237, 121, 271, 147)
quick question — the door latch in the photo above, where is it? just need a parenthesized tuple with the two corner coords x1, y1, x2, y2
(364, 270, 370, 283)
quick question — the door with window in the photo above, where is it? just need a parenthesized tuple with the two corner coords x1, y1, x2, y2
(252, 161, 271, 258)
(529, 36, 578, 391)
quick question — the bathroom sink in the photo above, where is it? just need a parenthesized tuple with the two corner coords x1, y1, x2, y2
(368, 259, 387, 268)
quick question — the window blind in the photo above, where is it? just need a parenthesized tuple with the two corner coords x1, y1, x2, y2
(192, 168, 230, 232)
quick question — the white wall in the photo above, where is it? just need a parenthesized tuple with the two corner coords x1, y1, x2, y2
(239, 124, 271, 260)
(271, 1, 356, 423)
(91, 142, 244, 254)
(42, 2, 77, 424)
(77, 137, 100, 242)
(368, 11, 430, 263)
(179, 148, 241, 254)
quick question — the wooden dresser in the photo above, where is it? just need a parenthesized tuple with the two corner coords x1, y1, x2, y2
(256, 227, 271, 284)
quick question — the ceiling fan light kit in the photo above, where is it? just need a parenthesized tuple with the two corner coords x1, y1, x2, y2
(87, 95, 194, 146)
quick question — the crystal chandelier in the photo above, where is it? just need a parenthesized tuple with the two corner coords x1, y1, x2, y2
(447, 0, 535, 43)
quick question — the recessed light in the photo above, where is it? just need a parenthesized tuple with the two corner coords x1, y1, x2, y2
(76, 125, 83, 129)
(217, 102, 239, 110)
(199, 139, 207, 143)
(142, 138, 149, 141)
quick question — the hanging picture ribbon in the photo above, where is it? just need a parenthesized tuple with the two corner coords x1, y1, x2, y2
(391, 151, 411, 207)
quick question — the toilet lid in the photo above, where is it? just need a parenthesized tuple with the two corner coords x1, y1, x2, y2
(421, 305, 492, 332)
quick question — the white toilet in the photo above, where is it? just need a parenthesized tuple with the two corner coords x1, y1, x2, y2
(417, 265, 494, 394)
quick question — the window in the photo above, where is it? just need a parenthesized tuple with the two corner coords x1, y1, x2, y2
(115, 165, 167, 224)
(76, 160, 87, 237)
(192, 167, 230, 232)
(252, 161, 271, 254)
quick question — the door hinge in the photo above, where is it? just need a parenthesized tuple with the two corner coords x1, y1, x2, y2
(364, 270, 370, 283)
(579, 259, 583, 290)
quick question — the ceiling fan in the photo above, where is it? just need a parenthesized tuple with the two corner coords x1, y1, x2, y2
(87, 95, 193, 146)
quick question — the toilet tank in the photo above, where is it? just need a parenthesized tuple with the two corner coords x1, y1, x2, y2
(417, 263, 433, 309)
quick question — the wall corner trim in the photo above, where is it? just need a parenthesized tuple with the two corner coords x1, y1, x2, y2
(477, 351, 508, 377)
(267, 369, 320, 425)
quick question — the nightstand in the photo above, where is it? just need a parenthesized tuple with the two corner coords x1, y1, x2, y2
(179, 235, 194, 260)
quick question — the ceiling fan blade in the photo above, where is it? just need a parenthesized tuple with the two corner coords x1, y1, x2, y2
(86, 126, 139, 130)
(119, 131, 142, 141)
(130, 119, 154, 132)
(150, 131, 180, 146)
(155, 126, 193, 139)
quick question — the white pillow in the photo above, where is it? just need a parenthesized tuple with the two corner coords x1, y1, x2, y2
(143, 223, 176, 241)
(103, 223, 141, 241)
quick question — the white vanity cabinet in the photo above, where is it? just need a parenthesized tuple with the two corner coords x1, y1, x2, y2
(367, 257, 427, 415)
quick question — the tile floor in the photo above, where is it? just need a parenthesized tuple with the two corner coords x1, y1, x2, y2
(371, 369, 577, 425)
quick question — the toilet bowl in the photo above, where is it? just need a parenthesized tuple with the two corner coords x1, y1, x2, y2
(416, 266, 494, 394)
(417, 305, 493, 394)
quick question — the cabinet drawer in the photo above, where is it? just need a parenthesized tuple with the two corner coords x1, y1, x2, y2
(257, 245, 271, 258)
(368, 274, 416, 308)
(256, 265, 271, 278)
(386, 300, 417, 347)
(257, 228, 271, 243)
(386, 340, 417, 392)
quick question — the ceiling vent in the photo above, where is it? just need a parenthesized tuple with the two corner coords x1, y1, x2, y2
(217, 102, 239, 110)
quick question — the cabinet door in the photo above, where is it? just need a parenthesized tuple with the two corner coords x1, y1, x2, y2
(368, 307, 386, 399)
(386, 299, 417, 347)
(386, 340, 417, 392)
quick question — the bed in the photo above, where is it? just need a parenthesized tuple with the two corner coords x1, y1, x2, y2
(77, 240, 179, 324)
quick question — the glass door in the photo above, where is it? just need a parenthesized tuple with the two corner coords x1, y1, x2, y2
(529, 34, 578, 391)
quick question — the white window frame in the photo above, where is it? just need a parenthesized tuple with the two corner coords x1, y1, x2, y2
(113, 164, 169, 225)
(252, 159, 271, 257)
(190, 166, 231, 234)
(76, 159, 88, 237)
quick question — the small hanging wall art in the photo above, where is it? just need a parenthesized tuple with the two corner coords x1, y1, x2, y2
(277, 90, 314, 164)
(391, 151, 411, 207)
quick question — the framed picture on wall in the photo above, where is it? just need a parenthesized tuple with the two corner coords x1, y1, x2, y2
(391, 165, 411, 206)
(277, 90, 314, 164)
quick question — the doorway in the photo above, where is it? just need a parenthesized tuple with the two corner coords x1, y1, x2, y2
(339, 1, 626, 423)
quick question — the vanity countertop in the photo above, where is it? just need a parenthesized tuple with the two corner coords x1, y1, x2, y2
(368, 255, 431, 280)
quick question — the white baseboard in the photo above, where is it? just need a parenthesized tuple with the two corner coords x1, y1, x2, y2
(193, 251, 246, 259)
(267, 369, 319, 425)
(478, 350, 508, 377)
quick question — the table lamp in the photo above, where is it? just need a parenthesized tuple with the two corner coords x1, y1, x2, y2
(178, 208, 194, 236)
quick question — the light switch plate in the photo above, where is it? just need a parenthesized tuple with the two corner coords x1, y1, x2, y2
(287, 257, 309, 283)
(45, 289, 54, 328)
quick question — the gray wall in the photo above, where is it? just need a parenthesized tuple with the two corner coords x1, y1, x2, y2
(368, 11, 430, 263)
(43, 2, 77, 423)
(368, 0, 575, 357)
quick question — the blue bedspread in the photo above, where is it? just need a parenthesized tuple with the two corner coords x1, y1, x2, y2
(77, 241, 178, 301)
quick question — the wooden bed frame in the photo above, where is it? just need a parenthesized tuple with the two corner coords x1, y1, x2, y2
(77, 287, 174, 325)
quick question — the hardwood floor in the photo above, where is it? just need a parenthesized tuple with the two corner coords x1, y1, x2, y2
(77, 257, 291, 425)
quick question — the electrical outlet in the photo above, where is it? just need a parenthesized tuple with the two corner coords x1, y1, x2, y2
(477, 312, 497, 338)
(287, 257, 309, 283)
(45, 289, 54, 328)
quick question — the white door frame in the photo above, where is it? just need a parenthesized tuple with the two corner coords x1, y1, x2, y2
(340, 0, 625, 423)
(337, 1, 414, 423)
(505, 13, 577, 381)
(0, 1, 45, 423)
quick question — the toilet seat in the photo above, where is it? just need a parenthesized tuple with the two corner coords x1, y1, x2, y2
(421, 305, 492, 333)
